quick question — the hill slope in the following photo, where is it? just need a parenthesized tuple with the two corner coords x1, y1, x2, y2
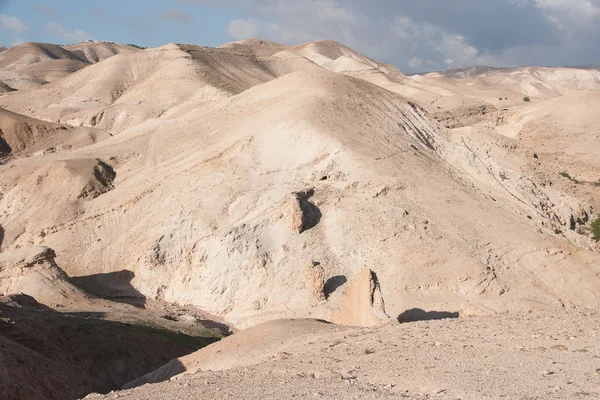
(0, 43, 323, 133)
(1, 66, 598, 329)
(0, 107, 110, 157)
(0, 42, 140, 90)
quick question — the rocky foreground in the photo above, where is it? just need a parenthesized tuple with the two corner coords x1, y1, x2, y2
(87, 311, 600, 400)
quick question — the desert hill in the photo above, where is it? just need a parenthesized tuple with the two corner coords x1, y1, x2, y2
(0, 37, 599, 399)
(1, 55, 598, 329)
(219, 38, 289, 56)
(0, 246, 227, 400)
(0, 107, 110, 158)
(63, 42, 141, 64)
(0, 42, 140, 90)
(0, 43, 324, 133)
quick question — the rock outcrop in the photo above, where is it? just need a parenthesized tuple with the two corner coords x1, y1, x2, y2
(331, 267, 390, 327)
(304, 261, 326, 306)
(287, 188, 320, 233)
(0, 246, 87, 305)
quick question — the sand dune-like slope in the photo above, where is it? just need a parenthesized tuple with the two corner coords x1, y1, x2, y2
(219, 38, 289, 56)
(406, 66, 600, 110)
(0, 43, 323, 133)
(1, 62, 598, 330)
(0, 107, 110, 157)
(0, 41, 139, 89)
(285, 40, 406, 88)
(0, 42, 85, 69)
(63, 42, 140, 64)
(513, 90, 600, 180)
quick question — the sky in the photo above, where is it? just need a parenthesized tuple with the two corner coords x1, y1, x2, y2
(0, 0, 599, 73)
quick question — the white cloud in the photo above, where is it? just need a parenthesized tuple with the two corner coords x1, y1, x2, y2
(0, 14, 28, 33)
(217, 0, 600, 72)
(407, 57, 423, 68)
(46, 22, 92, 43)
(225, 19, 261, 40)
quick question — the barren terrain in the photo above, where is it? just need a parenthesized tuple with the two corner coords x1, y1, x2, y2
(0, 38, 598, 399)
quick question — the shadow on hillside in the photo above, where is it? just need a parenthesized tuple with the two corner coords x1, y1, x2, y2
(299, 189, 322, 232)
(71, 270, 147, 308)
(122, 357, 187, 390)
(0, 224, 4, 251)
(0, 136, 12, 156)
(195, 318, 234, 336)
(0, 294, 215, 400)
(397, 308, 459, 323)
(324, 275, 347, 299)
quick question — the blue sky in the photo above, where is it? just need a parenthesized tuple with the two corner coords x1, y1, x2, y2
(0, 0, 599, 72)
(0, 0, 240, 48)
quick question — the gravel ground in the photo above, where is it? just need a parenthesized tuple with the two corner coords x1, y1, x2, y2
(90, 310, 600, 400)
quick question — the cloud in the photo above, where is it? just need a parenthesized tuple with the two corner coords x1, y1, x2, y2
(0, 14, 28, 33)
(34, 4, 59, 15)
(225, 19, 261, 40)
(160, 9, 195, 24)
(215, 0, 600, 72)
(12, 37, 25, 46)
(46, 22, 92, 43)
(407, 57, 423, 68)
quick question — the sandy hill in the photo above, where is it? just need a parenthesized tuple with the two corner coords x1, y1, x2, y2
(0, 37, 599, 400)
(219, 38, 290, 56)
(1, 63, 598, 331)
(0, 42, 139, 90)
(0, 43, 323, 133)
(0, 39, 406, 134)
(0, 42, 86, 69)
(285, 39, 405, 85)
(63, 42, 140, 64)
(0, 107, 110, 158)
(407, 66, 600, 109)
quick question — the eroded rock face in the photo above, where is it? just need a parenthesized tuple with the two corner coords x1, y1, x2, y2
(304, 261, 325, 306)
(0, 246, 87, 305)
(287, 188, 321, 233)
(331, 267, 390, 327)
(78, 159, 116, 200)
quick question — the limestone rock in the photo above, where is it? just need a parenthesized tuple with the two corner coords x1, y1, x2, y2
(0, 246, 87, 305)
(331, 267, 390, 327)
(304, 261, 325, 306)
(459, 301, 496, 317)
(287, 188, 320, 233)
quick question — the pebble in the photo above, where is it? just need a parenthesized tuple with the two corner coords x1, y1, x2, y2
(550, 345, 568, 351)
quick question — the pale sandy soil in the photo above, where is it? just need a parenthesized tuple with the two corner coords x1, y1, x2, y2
(92, 311, 600, 400)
